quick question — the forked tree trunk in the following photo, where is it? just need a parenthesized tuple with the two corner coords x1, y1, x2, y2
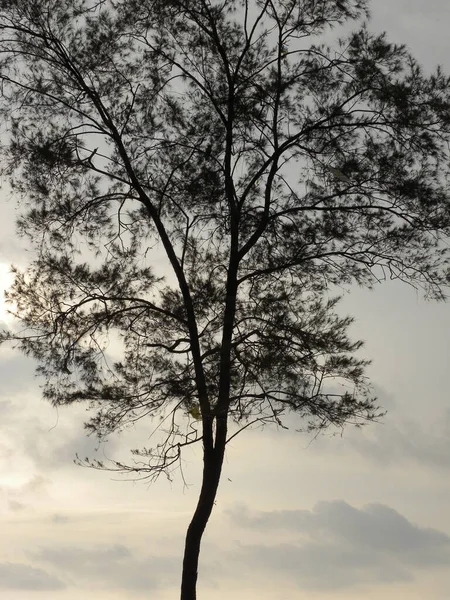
(180, 440, 226, 600)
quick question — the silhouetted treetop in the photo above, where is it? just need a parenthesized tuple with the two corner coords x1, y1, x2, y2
(0, 1, 449, 598)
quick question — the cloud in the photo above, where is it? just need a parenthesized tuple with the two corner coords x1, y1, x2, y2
(0, 562, 65, 590)
(31, 543, 180, 591)
(288, 383, 450, 472)
(50, 513, 70, 524)
(0, 353, 36, 394)
(370, 0, 450, 71)
(348, 409, 450, 470)
(22, 416, 114, 471)
(8, 499, 26, 511)
(0, 474, 49, 512)
(0, 363, 120, 474)
(225, 501, 450, 590)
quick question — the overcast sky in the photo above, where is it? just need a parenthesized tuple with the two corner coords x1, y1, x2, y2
(1, 1, 450, 599)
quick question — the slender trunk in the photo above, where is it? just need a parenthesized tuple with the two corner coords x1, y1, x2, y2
(181, 78, 236, 597)
(180, 433, 226, 600)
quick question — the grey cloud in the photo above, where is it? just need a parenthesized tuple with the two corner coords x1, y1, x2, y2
(31, 543, 180, 591)
(290, 383, 450, 472)
(348, 409, 450, 470)
(225, 501, 450, 590)
(0, 474, 48, 497)
(370, 0, 450, 71)
(35, 543, 132, 572)
(0, 363, 120, 473)
(234, 539, 412, 590)
(19, 474, 48, 494)
(8, 499, 26, 511)
(0, 562, 65, 590)
(0, 438, 13, 460)
(0, 353, 36, 394)
(230, 501, 450, 559)
(23, 419, 113, 471)
(0, 474, 48, 510)
(50, 513, 70, 524)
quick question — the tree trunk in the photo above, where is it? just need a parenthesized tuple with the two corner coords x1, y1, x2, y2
(180, 440, 225, 600)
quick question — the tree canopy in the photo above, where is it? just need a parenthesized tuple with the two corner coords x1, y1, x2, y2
(1, 0, 450, 598)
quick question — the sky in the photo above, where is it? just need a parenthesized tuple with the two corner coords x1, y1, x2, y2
(1, 1, 450, 598)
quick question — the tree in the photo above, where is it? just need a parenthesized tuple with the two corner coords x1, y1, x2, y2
(0, 0, 449, 597)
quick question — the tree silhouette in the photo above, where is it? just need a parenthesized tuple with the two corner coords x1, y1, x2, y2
(1, 0, 449, 598)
